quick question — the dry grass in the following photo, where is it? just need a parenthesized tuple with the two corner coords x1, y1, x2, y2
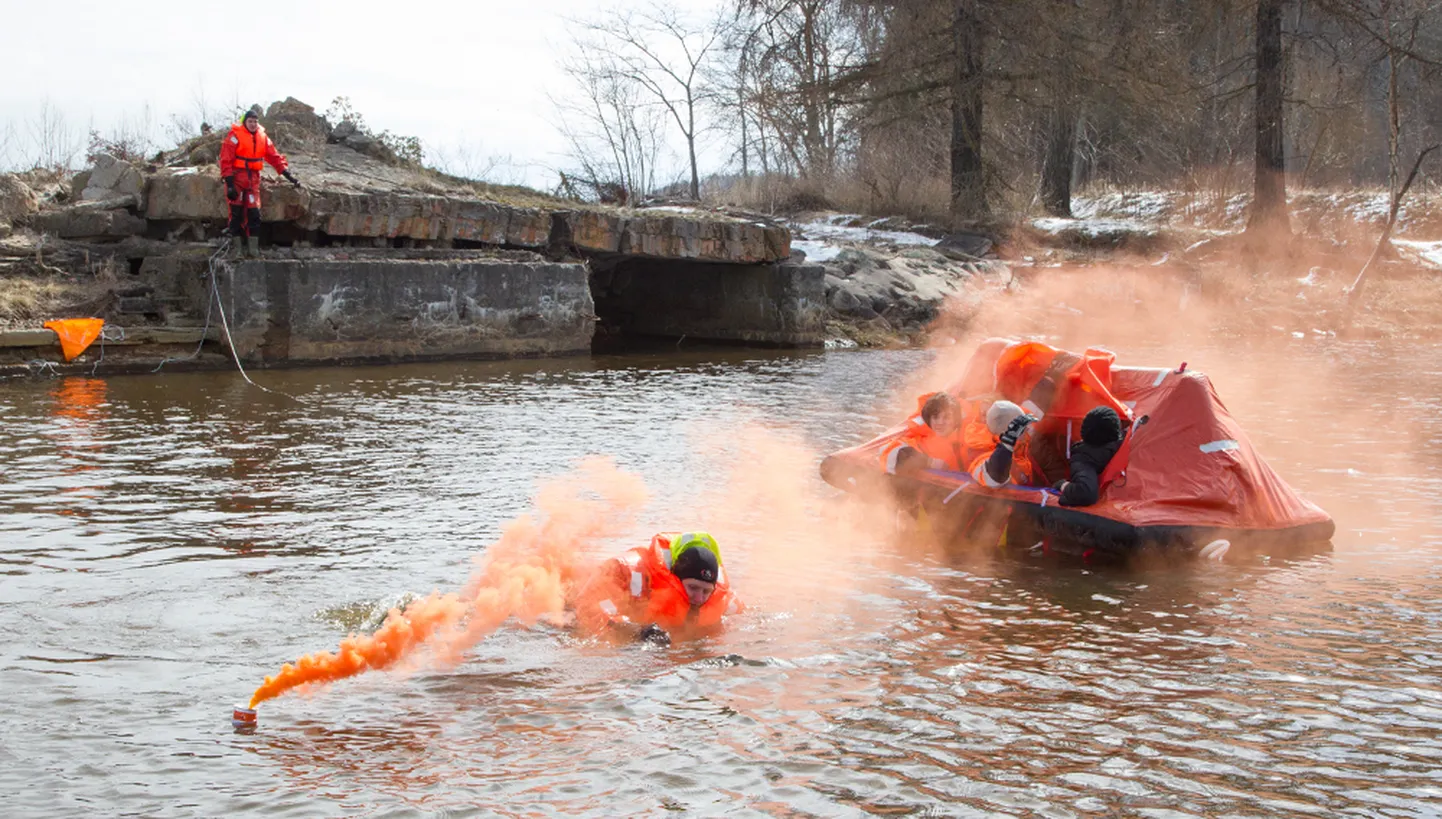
(0, 277, 84, 327)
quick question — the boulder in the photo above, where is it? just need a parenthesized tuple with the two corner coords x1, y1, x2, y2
(78, 154, 145, 203)
(828, 287, 861, 313)
(935, 232, 993, 260)
(146, 168, 227, 221)
(0, 221, 11, 239)
(265, 97, 329, 143)
(0, 174, 40, 223)
(329, 120, 359, 143)
(32, 207, 146, 239)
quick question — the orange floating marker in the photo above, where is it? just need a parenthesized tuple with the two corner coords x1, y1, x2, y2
(43, 318, 106, 362)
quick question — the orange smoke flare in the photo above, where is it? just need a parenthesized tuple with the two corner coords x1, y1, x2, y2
(248, 457, 648, 708)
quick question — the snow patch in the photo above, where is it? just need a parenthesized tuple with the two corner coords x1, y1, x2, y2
(1032, 216, 1158, 237)
(1394, 239, 1442, 269)
(791, 240, 843, 263)
(792, 219, 939, 247)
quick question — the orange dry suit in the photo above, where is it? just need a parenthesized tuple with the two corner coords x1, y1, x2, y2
(219, 122, 288, 211)
(573, 532, 741, 638)
(879, 393, 993, 474)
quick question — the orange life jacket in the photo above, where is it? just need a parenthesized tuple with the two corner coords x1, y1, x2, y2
(574, 533, 740, 636)
(220, 122, 287, 190)
(880, 392, 996, 474)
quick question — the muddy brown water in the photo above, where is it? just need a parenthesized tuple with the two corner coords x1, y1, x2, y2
(2, 342, 1440, 817)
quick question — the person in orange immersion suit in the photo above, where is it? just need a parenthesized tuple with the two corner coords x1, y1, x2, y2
(572, 531, 743, 646)
(881, 392, 995, 476)
(219, 106, 301, 257)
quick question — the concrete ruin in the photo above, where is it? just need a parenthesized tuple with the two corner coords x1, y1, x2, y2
(1, 98, 824, 373)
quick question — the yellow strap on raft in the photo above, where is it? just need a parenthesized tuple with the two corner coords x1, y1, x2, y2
(43, 318, 105, 362)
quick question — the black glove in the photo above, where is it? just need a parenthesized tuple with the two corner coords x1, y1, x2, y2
(635, 623, 671, 647)
(999, 414, 1037, 451)
(223, 176, 238, 200)
(282, 170, 301, 188)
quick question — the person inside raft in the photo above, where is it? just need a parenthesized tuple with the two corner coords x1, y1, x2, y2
(1052, 406, 1124, 507)
(882, 392, 993, 476)
(572, 531, 742, 646)
(969, 400, 1044, 487)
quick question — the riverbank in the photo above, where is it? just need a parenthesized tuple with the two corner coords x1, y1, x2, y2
(4, 98, 1440, 374)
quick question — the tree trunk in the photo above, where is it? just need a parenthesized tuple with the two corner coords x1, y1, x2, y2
(686, 93, 700, 201)
(950, 0, 986, 220)
(1247, 0, 1289, 235)
(1039, 107, 1076, 217)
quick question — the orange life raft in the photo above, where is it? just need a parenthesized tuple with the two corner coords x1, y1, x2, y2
(820, 340, 1336, 558)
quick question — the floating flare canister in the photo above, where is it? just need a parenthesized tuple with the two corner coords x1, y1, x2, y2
(231, 704, 257, 732)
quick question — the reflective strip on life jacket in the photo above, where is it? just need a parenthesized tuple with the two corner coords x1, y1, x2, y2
(598, 599, 619, 616)
(629, 570, 643, 597)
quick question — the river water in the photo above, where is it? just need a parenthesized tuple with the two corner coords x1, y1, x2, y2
(2, 341, 1440, 817)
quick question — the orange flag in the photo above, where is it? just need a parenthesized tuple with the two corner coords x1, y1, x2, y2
(43, 318, 105, 362)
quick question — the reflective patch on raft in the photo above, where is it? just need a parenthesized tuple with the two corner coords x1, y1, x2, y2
(598, 599, 619, 616)
(43, 318, 105, 362)
(1199, 439, 1240, 454)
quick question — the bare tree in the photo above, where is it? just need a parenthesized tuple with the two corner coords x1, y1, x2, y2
(25, 99, 82, 172)
(578, 5, 721, 200)
(552, 49, 668, 203)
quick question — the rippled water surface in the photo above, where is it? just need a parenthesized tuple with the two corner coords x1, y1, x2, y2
(2, 342, 1441, 817)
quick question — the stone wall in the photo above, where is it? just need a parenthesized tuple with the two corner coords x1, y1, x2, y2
(591, 259, 826, 346)
(222, 257, 594, 364)
(143, 168, 789, 263)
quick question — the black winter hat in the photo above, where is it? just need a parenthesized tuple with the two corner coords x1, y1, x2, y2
(672, 544, 719, 583)
(1080, 406, 1123, 446)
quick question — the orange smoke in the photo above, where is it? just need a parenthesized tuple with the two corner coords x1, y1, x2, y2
(249, 457, 648, 707)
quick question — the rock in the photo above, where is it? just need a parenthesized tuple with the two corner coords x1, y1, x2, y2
(871, 295, 892, 314)
(935, 232, 993, 260)
(0, 221, 11, 239)
(567, 210, 624, 254)
(0, 174, 40, 223)
(79, 154, 145, 203)
(146, 168, 227, 221)
(343, 132, 376, 152)
(505, 208, 550, 248)
(32, 207, 146, 239)
(330, 120, 358, 143)
(265, 97, 329, 143)
(829, 287, 860, 313)
(620, 213, 789, 263)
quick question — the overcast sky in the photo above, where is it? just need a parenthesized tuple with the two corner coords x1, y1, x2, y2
(1, 0, 723, 188)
